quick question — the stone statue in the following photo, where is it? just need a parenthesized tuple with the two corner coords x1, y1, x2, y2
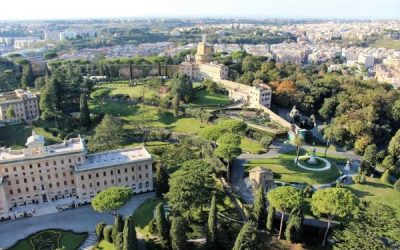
(344, 160, 351, 172)
(307, 146, 318, 165)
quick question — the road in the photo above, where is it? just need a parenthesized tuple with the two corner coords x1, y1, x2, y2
(0, 192, 154, 249)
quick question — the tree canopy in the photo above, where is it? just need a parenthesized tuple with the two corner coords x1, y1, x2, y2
(92, 186, 133, 215)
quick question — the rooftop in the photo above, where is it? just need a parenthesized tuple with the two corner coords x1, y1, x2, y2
(74, 146, 152, 172)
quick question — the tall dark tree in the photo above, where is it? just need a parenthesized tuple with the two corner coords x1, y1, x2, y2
(21, 63, 34, 88)
(79, 93, 91, 128)
(123, 215, 137, 250)
(172, 93, 179, 118)
(39, 78, 58, 120)
(170, 217, 187, 250)
(112, 214, 125, 244)
(232, 222, 258, 250)
(284, 211, 303, 243)
(115, 232, 124, 250)
(363, 144, 377, 167)
(155, 164, 169, 197)
(96, 222, 107, 240)
(207, 195, 218, 249)
(266, 205, 275, 233)
(155, 203, 170, 249)
(89, 114, 125, 152)
(252, 184, 267, 230)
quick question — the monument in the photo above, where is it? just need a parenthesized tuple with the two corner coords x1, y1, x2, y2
(344, 160, 351, 172)
(307, 147, 318, 165)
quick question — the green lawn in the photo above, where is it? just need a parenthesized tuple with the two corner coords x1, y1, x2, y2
(348, 177, 400, 217)
(192, 89, 231, 106)
(240, 137, 265, 154)
(9, 230, 87, 250)
(245, 150, 343, 185)
(132, 196, 163, 237)
(371, 39, 400, 49)
(95, 240, 116, 250)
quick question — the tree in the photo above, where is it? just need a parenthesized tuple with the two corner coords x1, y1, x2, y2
(394, 179, 400, 191)
(216, 133, 241, 146)
(96, 222, 107, 240)
(165, 160, 215, 219)
(92, 186, 133, 216)
(218, 120, 247, 134)
(388, 129, 400, 159)
(381, 169, 391, 184)
(21, 63, 34, 88)
(311, 188, 359, 246)
(363, 144, 377, 167)
(202, 126, 226, 142)
(6, 106, 15, 120)
(170, 217, 187, 250)
(232, 222, 258, 250)
(333, 202, 400, 250)
(266, 205, 275, 233)
(155, 203, 170, 249)
(252, 184, 266, 230)
(40, 78, 58, 120)
(123, 215, 137, 250)
(89, 114, 125, 152)
(284, 211, 303, 243)
(104, 225, 114, 243)
(214, 144, 242, 181)
(113, 214, 124, 243)
(292, 135, 304, 167)
(79, 93, 91, 128)
(207, 195, 218, 249)
(172, 93, 179, 118)
(381, 155, 395, 171)
(155, 164, 169, 197)
(267, 186, 303, 239)
(115, 232, 124, 250)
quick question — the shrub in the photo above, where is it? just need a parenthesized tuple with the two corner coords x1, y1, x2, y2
(302, 185, 314, 198)
(352, 173, 366, 184)
(252, 132, 263, 140)
(394, 179, 400, 191)
(96, 222, 107, 240)
(103, 225, 113, 243)
(381, 170, 391, 184)
(260, 135, 273, 148)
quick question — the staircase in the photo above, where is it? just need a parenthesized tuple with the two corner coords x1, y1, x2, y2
(79, 232, 97, 250)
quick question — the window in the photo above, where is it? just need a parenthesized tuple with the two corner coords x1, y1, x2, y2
(40, 176, 43, 181)
(103, 172, 106, 177)
(88, 174, 92, 179)
(118, 178, 121, 183)
(61, 160, 64, 164)
(131, 167, 134, 172)
(56, 182, 60, 187)
(132, 176, 135, 180)
(25, 187, 29, 192)
(124, 168, 127, 173)
(139, 174, 142, 179)
(24, 178, 27, 183)
(53, 161, 56, 165)
(82, 184, 85, 189)
(96, 182, 100, 187)
(78, 157, 81, 161)
(17, 188, 21, 193)
(71, 180, 75, 185)
(68, 159, 72, 163)
(37, 163, 40, 168)
(96, 173, 99, 178)
(146, 173, 148, 178)
(145, 181, 149, 188)
(110, 171, 113, 175)
(45, 162, 49, 167)
(32, 177, 35, 182)
(139, 183, 142, 189)
(117, 169, 121, 174)
(55, 173, 58, 178)
(9, 190, 13, 195)
(104, 180, 107, 185)
(22, 166, 25, 170)
(13, 167, 16, 171)
(62, 172, 66, 177)
(4, 168, 8, 173)
(89, 183, 93, 188)
(49, 183, 53, 188)
(64, 181, 67, 186)
(16, 180, 19, 184)
(145, 165, 148, 169)
(125, 177, 128, 181)
(139, 166, 141, 171)
(81, 176, 84, 181)
(111, 179, 114, 184)
(33, 186, 37, 191)
(48, 175, 51, 180)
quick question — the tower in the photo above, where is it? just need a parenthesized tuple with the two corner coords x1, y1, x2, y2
(195, 34, 213, 65)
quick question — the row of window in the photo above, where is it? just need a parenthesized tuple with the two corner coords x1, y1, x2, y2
(9, 172, 73, 186)
(9, 180, 74, 195)
(79, 165, 148, 181)
(3, 157, 81, 173)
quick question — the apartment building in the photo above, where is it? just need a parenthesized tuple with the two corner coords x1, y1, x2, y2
(0, 132, 153, 219)
(0, 89, 39, 122)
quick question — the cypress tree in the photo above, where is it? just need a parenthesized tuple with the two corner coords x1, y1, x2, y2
(207, 195, 218, 249)
(155, 203, 170, 249)
(232, 222, 258, 250)
(266, 205, 275, 233)
(115, 232, 124, 250)
(80, 93, 91, 128)
(170, 217, 187, 250)
(155, 164, 169, 197)
(381, 169, 391, 184)
(96, 222, 107, 240)
(123, 215, 137, 250)
(103, 225, 114, 243)
(252, 184, 266, 230)
(113, 214, 124, 243)
(284, 211, 303, 243)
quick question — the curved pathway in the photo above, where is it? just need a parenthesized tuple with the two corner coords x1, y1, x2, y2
(0, 192, 154, 249)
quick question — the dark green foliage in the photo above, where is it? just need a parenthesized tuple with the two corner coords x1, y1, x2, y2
(165, 160, 215, 217)
(284, 211, 303, 243)
(252, 185, 266, 230)
(155, 164, 169, 197)
(96, 222, 107, 240)
(20, 63, 34, 88)
(394, 179, 400, 191)
(89, 114, 125, 152)
(155, 203, 170, 249)
(207, 195, 218, 249)
(79, 93, 91, 128)
(123, 215, 137, 250)
(232, 222, 258, 250)
(381, 170, 391, 184)
(40, 78, 58, 120)
(112, 214, 124, 243)
(170, 217, 188, 250)
(266, 205, 275, 233)
(104, 225, 114, 243)
(388, 129, 400, 158)
(92, 186, 133, 215)
(363, 144, 377, 166)
(333, 202, 400, 250)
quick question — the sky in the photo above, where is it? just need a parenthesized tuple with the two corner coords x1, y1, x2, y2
(0, 0, 399, 20)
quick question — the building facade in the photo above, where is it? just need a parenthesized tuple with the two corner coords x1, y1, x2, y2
(0, 89, 40, 122)
(0, 132, 153, 220)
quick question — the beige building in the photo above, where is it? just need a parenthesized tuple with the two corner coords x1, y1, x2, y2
(179, 37, 272, 108)
(0, 132, 153, 220)
(0, 89, 40, 122)
(248, 167, 275, 191)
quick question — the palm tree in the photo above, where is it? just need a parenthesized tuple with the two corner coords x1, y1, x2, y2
(293, 134, 304, 167)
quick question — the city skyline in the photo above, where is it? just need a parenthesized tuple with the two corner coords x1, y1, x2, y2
(0, 0, 399, 20)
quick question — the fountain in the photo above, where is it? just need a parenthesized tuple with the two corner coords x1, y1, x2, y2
(307, 147, 318, 165)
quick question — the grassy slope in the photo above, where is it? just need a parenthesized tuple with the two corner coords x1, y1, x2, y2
(246, 151, 343, 185)
(192, 89, 231, 106)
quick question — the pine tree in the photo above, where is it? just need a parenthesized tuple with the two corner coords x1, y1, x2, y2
(155, 203, 170, 249)
(21, 63, 33, 88)
(170, 217, 187, 250)
(113, 214, 124, 244)
(79, 93, 91, 128)
(123, 215, 137, 250)
(155, 164, 169, 197)
(39, 78, 58, 120)
(252, 184, 266, 230)
(207, 195, 218, 249)
(232, 222, 258, 250)
(266, 205, 275, 233)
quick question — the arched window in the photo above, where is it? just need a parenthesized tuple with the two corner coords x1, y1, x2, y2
(139, 183, 143, 189)
(145, 181, 149, 188)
